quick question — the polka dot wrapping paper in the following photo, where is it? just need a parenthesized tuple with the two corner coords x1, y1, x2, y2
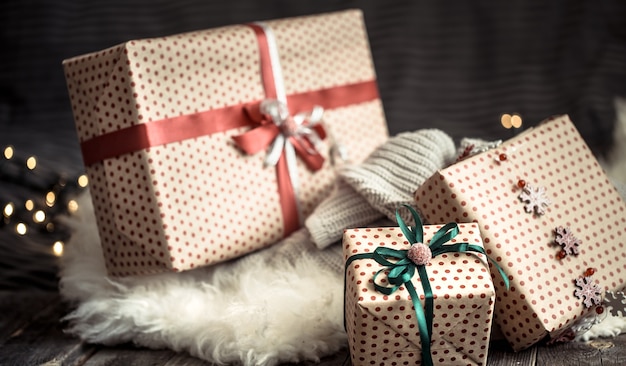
(343, 224, 496, 366)
(62, 9, 389, 277)
(414, 115, 626, 351)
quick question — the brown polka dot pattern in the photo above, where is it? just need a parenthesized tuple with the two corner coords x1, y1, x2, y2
(63, 10, 389, 277)
(414, 115, 626, 351)
(343, 224, 496, 366)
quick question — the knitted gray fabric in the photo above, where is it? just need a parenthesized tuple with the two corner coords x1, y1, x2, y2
(305, 180, 384, 249)
(305, 129, 456, 249)
(340, 129, 456, 223)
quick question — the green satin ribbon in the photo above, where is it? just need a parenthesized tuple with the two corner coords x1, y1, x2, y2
(345, 205, 509, 366)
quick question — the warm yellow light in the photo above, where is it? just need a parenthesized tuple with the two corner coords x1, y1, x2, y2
(500, 113, 512, 129)
(77, 174, 89, 188)
(67, 200, 79, 213)
(511, 114, 523, 128)
(24, 200, 34, 211)
(26, 156, 37, 170)
(53, 241, 64, 256)
(3, 146, 14, 160)
(33, 210, 46, 223)
(16, 223, 27, 235)
(46, 192, 56, 206)
(3, 203, 14, 217)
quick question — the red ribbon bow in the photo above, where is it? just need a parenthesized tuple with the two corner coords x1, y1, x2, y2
(232, 99, 327, 172)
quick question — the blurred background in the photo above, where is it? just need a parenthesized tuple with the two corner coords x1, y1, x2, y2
(1, 0, 625, 291)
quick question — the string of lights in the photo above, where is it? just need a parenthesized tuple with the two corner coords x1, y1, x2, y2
(1, 145, 88, 257)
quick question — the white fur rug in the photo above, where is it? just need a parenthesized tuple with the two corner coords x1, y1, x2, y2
(59, 192, 347, 365)
(59, 102, 626, 365)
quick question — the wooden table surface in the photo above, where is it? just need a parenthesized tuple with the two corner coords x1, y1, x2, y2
(1, 290, 626, 366)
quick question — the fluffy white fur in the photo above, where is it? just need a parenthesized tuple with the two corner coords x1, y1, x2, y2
(59, 193, 346, 365)
(578, 313, 626, 341)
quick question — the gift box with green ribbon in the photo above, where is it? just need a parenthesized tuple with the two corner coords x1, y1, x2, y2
(343, 206, 508, 366)
(415, 115, 626, 351)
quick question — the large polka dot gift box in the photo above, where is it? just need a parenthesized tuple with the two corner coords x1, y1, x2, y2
(62, 9, 389, 276)
(414, 115, 626, 351)
(343, 223, 496, 366)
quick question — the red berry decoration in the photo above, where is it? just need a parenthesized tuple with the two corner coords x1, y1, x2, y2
(556, 250, 567, 260)
(498, 153, 507, 161)
(596, 306, 604, 315)
(585, 267, 596, 277)
(517, 179, 526, 189)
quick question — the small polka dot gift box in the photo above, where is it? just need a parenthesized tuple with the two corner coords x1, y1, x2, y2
(414, 115, 626, 351)
(343, 206, 505, 366)
(62, 9, 389, 276)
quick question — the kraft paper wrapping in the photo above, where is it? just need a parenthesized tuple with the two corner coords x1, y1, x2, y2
(63, 10, 389, 276)
(343, 224, 496, 366)
(415, 115, 626, 350)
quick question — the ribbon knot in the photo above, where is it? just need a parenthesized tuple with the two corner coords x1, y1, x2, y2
(232, 99, 327, 171)
(407, 242, 432, 266)
(345, 205, 509, 366)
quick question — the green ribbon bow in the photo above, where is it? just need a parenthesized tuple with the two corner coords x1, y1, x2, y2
(345, 205, 509, 366)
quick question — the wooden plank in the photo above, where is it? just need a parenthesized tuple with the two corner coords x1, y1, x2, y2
(162, 347, 349, 365)
(277, 349, 349, 366)
(588, 337, 626, 365)
(0, 290, 58, 344)
(536, 333, 626, 366)
(487, 340, 537, 366)
(536, 340, 602, 366)
(80, 345, 348, 366)
(163, 352, 214, 366)
(313, 350, 350, 366)
(0, 292, 96, 366)
(79, 344, 180, 366)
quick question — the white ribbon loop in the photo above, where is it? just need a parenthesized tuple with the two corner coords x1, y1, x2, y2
(265, 133, 286, 168)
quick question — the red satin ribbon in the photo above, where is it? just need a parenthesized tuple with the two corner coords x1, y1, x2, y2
(80, 81, 377, 166)
(80, 23, 380, 237)
(244, 22, 299, 235)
